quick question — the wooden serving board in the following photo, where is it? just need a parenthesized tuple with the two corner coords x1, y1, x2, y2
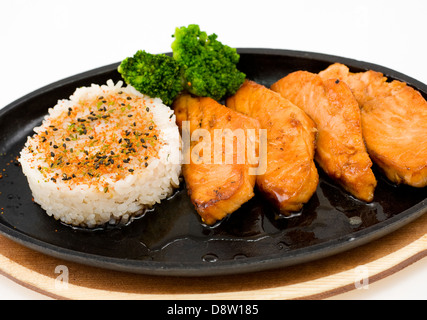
(0, 212, 426, 300)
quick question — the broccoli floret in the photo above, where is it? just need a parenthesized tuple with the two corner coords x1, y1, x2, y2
(118, 25, 245, 104)
(171, 24, 245, 101)
(118, 50, 183, 105)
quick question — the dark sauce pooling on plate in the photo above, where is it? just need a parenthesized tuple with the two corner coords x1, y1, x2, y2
(0, 130, 426, 266)
(117, 166, 425, 264)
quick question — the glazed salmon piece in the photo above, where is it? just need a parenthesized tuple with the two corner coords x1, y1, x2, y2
(226, 80, 318, 214)
(271, 71, 377, 202)
(173, 94, 260, 225)
(320, 63, 427, 187)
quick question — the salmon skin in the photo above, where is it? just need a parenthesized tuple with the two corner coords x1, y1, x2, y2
(173, 93, 260, 225)
(319, 63, 427, 188)
(272, 71, 377, 202)
(226, 80, 318, 214)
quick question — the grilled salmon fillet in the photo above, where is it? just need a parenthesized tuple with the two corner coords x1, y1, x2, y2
(173, 94, 260, 225)
(226, 80, 318, 214)
(320, 63, 427, 187)
(271, 71, 377, 202)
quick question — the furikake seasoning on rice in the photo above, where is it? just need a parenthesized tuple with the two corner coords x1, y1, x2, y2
(19, 80, 181, 227)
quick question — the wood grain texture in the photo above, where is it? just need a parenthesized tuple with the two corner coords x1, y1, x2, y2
(0, 212, 426, 300)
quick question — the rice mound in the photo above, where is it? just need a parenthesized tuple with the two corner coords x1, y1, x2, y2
(19, 80, 181, 227)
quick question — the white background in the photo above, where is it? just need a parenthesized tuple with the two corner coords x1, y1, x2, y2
(0, 0, 426, 300)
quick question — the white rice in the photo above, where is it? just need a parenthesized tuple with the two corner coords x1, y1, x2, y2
(19, 80, 181, 227)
